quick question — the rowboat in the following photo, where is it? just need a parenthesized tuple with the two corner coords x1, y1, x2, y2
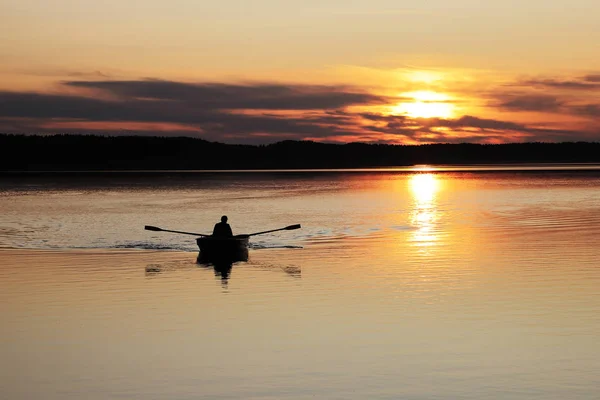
(196, 235, 249, 264)
(145, 223, 300, 264)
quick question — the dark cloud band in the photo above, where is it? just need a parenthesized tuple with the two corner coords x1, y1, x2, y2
(1, 78, 599, 144)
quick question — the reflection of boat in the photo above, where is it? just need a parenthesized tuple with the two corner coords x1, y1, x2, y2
(196, 236, 249, 285)
(209, 262, 234, 283)
(196, 236, 249, 264)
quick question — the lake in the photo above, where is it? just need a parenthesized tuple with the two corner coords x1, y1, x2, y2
(1, 167, 600, 399)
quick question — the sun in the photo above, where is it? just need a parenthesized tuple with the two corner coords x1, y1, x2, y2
(391, 91, 455, 119)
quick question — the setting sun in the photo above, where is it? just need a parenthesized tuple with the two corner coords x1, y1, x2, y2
(392, 91, 455, 119)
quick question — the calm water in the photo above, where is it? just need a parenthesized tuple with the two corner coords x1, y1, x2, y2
(1, 168, 600, 399)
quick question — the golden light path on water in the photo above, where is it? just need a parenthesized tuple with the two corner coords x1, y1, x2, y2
(409, 172, 441, 250)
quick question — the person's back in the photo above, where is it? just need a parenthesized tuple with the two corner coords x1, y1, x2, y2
(213, 215, 233, 237)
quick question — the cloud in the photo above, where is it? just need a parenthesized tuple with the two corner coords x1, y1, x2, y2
(423, 115, 525, 131)
(0, 80, 389, 143)
(571, 104, 600, 118)
(0, 88, 367, 143)
(519, 76, 600, 90)
(583, 74, 600, 83)
(68, 71, 112, 78)
(493, 73, 600, 120)
(1, 79, 599, 144)
(489, 89, 600, 120)
(4, 68, 114, 78)
(360, 114, 597, 143)
(0, 90, 353, 130)
(494, 94, 563, 112)
(0, 92, 141, 120)
(63, 79, 388, 110)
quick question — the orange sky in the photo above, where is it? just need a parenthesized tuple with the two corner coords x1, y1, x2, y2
(2, 0, 600, 144)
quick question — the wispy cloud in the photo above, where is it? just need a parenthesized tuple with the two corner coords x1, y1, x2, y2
(63, 80, 388, 110)
(571, 104, 600, 118)
(493, 94, 564, 112)
(1, 78, 598, 144)
(517, 74, 600, 90)
(583, 74, 600, 83)
(3, 68, 116, 79)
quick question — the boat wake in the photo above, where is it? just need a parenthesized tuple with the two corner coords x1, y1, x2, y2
(249, 243, 303, 250)
(112, 241, 194, 251)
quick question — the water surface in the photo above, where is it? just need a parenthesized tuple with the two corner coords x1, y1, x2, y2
(1, 167, 600, 399)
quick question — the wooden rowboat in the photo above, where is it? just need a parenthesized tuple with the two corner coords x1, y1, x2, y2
(196, 236, 249, 264)
(145, 223, 300, 264)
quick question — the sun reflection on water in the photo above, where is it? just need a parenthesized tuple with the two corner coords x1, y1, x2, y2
(409, 173, 440, 249)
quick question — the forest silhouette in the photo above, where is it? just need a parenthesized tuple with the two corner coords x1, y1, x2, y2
(1, 134, 600, 171)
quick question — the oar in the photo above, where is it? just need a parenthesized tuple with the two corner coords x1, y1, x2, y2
(144, 225, 209, 237)
(237, 224, 301, 238)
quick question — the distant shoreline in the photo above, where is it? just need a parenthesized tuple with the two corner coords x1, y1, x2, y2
(2, 134, 600, 171)
(3, 164, 600, 175)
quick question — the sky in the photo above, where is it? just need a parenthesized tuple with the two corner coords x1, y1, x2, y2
(2, 0, 600, 144)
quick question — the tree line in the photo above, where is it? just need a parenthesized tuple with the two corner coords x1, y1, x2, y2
(2, 134, 600, 171)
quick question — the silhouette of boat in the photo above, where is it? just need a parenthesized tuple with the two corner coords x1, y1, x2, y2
(196, 236, 249, 264)
(145, 223, 300, 263)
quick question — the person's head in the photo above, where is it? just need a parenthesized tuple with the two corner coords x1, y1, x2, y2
(221, 215, 228, 223)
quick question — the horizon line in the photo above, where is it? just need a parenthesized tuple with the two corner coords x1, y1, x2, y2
(2, 133, 600, 147)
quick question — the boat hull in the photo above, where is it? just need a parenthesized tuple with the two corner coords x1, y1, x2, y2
(196, 236, 249, 264)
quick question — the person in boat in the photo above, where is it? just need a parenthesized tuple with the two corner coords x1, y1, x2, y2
(212, 215, 233, 237)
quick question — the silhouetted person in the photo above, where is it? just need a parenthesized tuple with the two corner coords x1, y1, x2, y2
(212, 215, 233, 237)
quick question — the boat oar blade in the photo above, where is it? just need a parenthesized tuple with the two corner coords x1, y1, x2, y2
(145, 225, 208, 236)
(246, 224, 302, 237)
